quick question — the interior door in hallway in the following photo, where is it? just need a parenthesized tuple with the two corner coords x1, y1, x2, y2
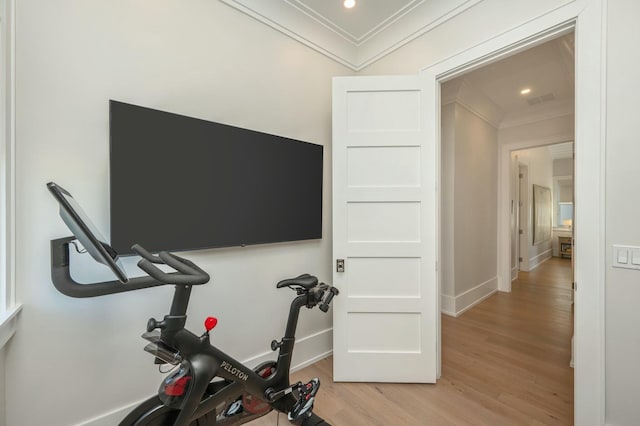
(332, 75, 437, 382)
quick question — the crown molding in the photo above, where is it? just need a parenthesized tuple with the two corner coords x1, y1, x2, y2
(500, 98, 574, 129)
(219, 0, 483, 71)
(442, 79, 505, 128)
(443, 80, 574, 130)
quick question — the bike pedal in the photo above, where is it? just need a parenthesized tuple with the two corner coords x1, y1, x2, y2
(287, 378, 320, 421)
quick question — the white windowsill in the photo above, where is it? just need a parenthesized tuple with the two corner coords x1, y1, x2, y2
(0, 303, 22, 349)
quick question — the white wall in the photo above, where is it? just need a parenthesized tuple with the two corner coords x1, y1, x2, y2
(440, 98, 498, 315)
(512, 146, 554, 269)
(453, 105, 499, 296)
(605, 1, 640, 424)
(440, 103, 456, 300)
(6, 1, 351, 425)
(554, 158, 574, 176)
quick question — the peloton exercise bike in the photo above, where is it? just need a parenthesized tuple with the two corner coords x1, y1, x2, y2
(47, 182, 338, 426)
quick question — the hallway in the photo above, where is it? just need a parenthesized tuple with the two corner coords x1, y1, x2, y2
(259, 257, 574, 425)
(440, 256, 574, 425)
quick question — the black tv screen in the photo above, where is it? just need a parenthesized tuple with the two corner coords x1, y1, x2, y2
(109, 100, 323, 255)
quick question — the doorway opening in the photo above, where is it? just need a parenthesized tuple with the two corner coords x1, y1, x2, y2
(512, 142, 575, 279)
(440, 30, 575, 309)
(438, 31, 575, 419)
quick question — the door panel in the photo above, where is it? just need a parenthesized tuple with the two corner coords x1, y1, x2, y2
(332, 75, 436, 383)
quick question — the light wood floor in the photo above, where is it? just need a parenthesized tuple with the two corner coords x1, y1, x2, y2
(255, 257, 574, 425)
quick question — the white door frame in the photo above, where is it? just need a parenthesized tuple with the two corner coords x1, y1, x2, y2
(422, 1, 605, 424)
(517, 162, 530, 274)
(500, 137, 574, 287)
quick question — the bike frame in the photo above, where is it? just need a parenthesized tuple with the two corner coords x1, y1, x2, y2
(150, 284, 311, 426)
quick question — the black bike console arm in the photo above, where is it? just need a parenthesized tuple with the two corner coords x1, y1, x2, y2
(50, 237, 166, 298)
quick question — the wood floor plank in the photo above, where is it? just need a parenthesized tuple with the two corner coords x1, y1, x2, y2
(252, 257, 574, 425)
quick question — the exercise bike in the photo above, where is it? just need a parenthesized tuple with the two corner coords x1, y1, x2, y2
(47, 182, 338, 426)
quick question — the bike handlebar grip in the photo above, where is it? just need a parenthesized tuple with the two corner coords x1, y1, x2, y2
(131, 244, 163, 264)
(137, 258, 168, 281)
(160, 252, 210, 284)
(159, 252, 205, 277)
(137, 257, 210, 286)
(173, 255, 207, 276)
(138, 259, 205, 285)
(319, 286, 339, 313)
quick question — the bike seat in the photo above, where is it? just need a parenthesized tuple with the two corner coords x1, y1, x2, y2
(276, 274, 318, 290)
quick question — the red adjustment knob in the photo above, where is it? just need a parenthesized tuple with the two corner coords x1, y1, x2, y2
(204, 317, 218, 332)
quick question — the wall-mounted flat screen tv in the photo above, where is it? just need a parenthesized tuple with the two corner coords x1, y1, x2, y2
(110, 100, 323, 255)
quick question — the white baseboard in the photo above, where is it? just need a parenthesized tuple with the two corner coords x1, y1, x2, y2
(528, 248, 553, 271)
(76, 401, 143, 426)
(290, 328, 333, 371)
(76, 328, 333, 426)
(511, 266, 518, 281)
(441, 294, 456, 317)
(441, 277, 498, 317)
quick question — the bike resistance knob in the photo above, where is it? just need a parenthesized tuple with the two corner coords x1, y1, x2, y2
(204, 316, 218, 333)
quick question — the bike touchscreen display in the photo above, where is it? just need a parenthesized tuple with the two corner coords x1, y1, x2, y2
(48, 182, 129, 283)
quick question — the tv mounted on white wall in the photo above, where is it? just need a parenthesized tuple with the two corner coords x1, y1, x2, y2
(109, 100, 323, 255)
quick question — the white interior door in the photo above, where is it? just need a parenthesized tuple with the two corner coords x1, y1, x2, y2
(332, 75, 437, 383)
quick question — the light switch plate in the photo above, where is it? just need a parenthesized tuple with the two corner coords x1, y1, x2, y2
(613, 245, 640, 270)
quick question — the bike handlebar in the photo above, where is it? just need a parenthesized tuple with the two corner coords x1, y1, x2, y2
(319, 286, 339, 312)
(50, 237, 210, 298)
(50, 237, 165, 298)
(132, 245, 210, 286)
(131, 244, 163, 264)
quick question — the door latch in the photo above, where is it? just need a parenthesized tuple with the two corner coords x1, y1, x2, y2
(336, 259, 345, 273)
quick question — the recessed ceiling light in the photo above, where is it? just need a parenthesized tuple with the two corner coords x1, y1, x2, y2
(344, 0, 356, 9)
(520, 88, 531, 95)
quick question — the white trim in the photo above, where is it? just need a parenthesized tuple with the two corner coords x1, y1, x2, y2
(441, 277, 498, 317)
(241, 327, 332, 373)
(290, 327, 333, 371)
(517, 163, 530, 275)
(440, 294, 455, 317)
(286, 0, 425, 45)
(499, 136, 575, 290)
(0, 0, 17, 325)
(423, 1, 604, 423)
(441, 79, 505, 128)
(75, 328, 333, 426)
(75, 400, 141, 426)
(425, 15, 577, 80)
(0, 303, 21, 349)
(500, 98, 575, 129)
(573, 0, 607, 423)
(526, 248, 553, 271)
(218, 0, 483, 71)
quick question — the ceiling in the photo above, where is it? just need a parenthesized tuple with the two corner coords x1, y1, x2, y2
(460, 33, 575, 118)
(291, 0, 420, 43)
(219, 0, 483, 70)
(444, 33, 575, 133)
